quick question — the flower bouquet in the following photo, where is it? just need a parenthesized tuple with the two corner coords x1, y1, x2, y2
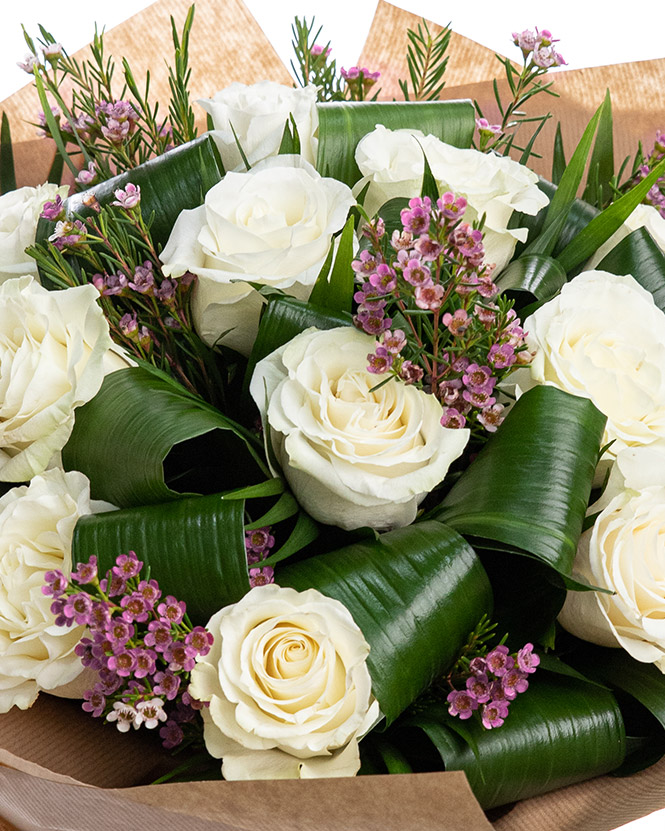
(2, 6, 665, 830)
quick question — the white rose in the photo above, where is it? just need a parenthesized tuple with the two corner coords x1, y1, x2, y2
(161, 156, 355, 355)
(521, 270, 665, 458)
(0, 183, 69, 283)
(587, 203, 665, 269)
(199, 81, 319, 173)
(189, 583, 380, 780)
(0, 276, 117, 481)
(355, 127, 548, 273)
(0, 468, 115, 712)
(249, 326, 469, 531)
(559, 448, 665, 670)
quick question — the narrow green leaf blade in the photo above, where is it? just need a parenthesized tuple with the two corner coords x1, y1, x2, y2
(0, 113, 16, 194)
(551, 122, 566, 185)
(308, 215, 356, 312)
(582, 89, 614, 207)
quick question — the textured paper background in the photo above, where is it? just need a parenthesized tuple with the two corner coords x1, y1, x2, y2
(0, 1, 664, 829)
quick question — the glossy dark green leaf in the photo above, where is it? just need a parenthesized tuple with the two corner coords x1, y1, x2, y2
(420, 149, 439, 202)
(316, 100, 475, 187)
(280, 520, 493, 724)
(557, 155, 665, 273)
(244, 295, 353, 390)
(0, 112, 16, 194)
(495, 253, 567, 301)
(598, 227, 665, 313)
(62, 367, 267, 507)
(431, 386, 607, 582)
(73, 493, 249, 623)
(551, 122, 566, 185)
(308, 216, 356, 312)
(399, 672, 624, 808)
(37, 135, 224, 257)
(582, 89, 614, 208)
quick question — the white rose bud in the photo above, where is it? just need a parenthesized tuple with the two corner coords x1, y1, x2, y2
(199, 81, 319, 173)
(522, 270, 665, 459)
(160, 156, 355, 355)
(0, 468, 115, 712)
(0, 183, 69, 283)
(250, 326, 469, 531)
(189, 584, 380, 779)
(0, 276, 118, 481)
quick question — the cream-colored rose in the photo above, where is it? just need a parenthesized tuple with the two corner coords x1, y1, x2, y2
(559, 447, 665, 671)
(189, 584, 380, 780)
(521, 270, 665, 458)
(354, 126, 548, 273)
(160, 156, 355, 355)
(249, 326, 469, 531)
(0, 183, 68, 283)
(0, 468, 115, 712)
(0, 276, 117, 481)
(199, 81, 318, 173)
(587, 203, 665, 269)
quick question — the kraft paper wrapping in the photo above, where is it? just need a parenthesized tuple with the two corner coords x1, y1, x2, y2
(1, 2, 664, 829)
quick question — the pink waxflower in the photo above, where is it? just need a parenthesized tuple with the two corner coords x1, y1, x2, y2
(415, 283, 444, 311)
(482, 699, 510, 729)
(112, 183, 141, 209)
(447, 689, 478, 719)
(403, 258, 432, 287)
(442, 309, 469, 335)
(382, 329, 407, 354)
(367, 347, 393, 374)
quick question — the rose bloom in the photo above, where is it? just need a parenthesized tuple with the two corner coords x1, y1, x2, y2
(520, 270, 665, 458)
(249, 326, 469, 531)
(354, 126, 548, 273)
(586, 203, 665, 269)
(189, 584, 380, 779)
(0, 183, 68, 283)
(559, 447, 665, 670)
(198, 81, 318, 173)
(0, 468, 115, 712)
(160, 156, 355, 355)
(0, 276, 125, 482)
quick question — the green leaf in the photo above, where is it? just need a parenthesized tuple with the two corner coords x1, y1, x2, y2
(420, 149, 439, 202)
(431, 386, 607, 583)
(62, 367, 267, 507)
(308, 215, 356, 312)
(551, 122, 566, 185)
(244, 295, 353, 391)
(583, 89, 614, 208)
(541, 99, 604, 234)
(316, 100, 475, 187)
(47, 151, 64, 186)
(598, 227, 665, 313)
(73, 492, 249, 623)
(399, 672, 624, 808)
(33, 72, 79, 179)
(260, 510, 320, 568)
(277, 114, 302, 156)
(495, 253, 567, 301)
(0, 112, 16, 194)
(279, 520, 493, 724)
(37, 135, 224, 256)
(557, 155, 665, 273)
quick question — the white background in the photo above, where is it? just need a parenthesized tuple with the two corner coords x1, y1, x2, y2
(1, 3, 665, 829)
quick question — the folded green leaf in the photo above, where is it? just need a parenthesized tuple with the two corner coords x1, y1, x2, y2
(495, 253, 567, 302)
(0, 112, 16, 194)
(62, 367, 266, 507)
(397, 672, 624, 808)
(598, 227, 665, 313)
(280, 520, 492, 724)
(316, 100, 475, 187)
(551, 122, 566, 186)
(431, 386, 607, 584)
(583, 89, 614, 208)
(244, 295, 353, 390)
(73, 493, 249, 623)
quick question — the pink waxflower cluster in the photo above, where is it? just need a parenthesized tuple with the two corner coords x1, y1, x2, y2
(512, 27, 566, 68)
(44, 551, 212, 749)
(353, 193, 532, 435)
(341, 66, 380, 99)
(447, 643, 540, 729)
